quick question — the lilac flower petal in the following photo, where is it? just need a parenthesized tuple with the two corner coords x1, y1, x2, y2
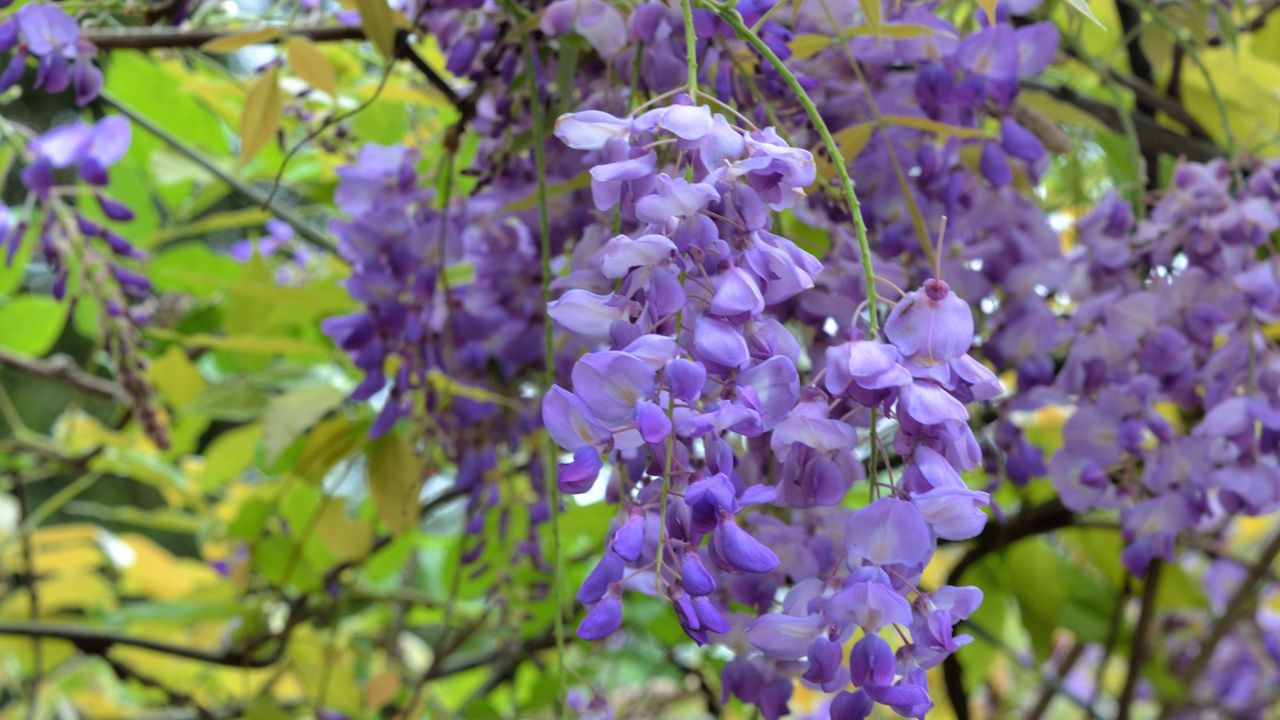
(571, 351, 655, 426)
(542, 385, 612, 451)
(559, 446, 603, 494)
(845, 497, 933, 567)
(745, 612, 825, 660)
(548, 289, 628, 338)
(578, 594, 623, 640)
(694, 316, 750, 369)
(717, 514, 780, 573)
(635, 399, 672, 443)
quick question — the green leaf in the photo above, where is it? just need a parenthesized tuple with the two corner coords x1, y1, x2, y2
(201, 423, 262, 489)
(366, 431, 424, 535)
(355, 0, 399, 59)
(1007, 539, 1067, 661)
(240, 66, 283, 162)
(0, 296, 68, 356)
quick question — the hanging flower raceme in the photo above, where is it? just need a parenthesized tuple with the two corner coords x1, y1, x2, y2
(543, 94, 994, 719)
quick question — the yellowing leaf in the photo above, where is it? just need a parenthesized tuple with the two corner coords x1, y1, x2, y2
(200, 28, 280, 53)
(366, 431, 423, 535)
(355, 0, 398, 59)
(118, 533, 224, 601)
(286, 36, 338, 97)
(240, 65, 283, 162)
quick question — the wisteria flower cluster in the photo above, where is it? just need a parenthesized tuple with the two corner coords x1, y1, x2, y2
(540, 97, 997, 718)
(1, 2, 102, 106)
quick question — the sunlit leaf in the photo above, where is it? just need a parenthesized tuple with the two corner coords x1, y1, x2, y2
(355, 0, 399, 59)
(261, 384, 347, 463)
(856, 0, 881, 37)
(878, 114, 990, 138)
(366, 431, 424, 535)
(240, 66, 283, 162)
(286, 36, 338, 97)
(1063, 0, 1106, 28)
(148, 346, 206, 411)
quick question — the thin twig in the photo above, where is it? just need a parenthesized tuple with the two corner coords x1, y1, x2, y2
(99, 92, 338, 254)
(262, 62, 395, 207)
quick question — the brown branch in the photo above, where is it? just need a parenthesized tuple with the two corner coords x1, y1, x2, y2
(1117, 560, 1162, 720)
(84, 24, 365, 50)
(942, 499, 1076, 720)
(1022, 81, 1220, 163)
(0, 348, 129, 402)
(1207, 0, 1280, 45)
(0, 620, 287, 668)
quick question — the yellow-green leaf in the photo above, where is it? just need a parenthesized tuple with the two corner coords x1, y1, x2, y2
(879, 114, 990, 139)
(367, 431, 423, 535)
(833, 122, 875, 158)
(146, 328, 326, 357)
(200, 28, 279, 53)
(147, 346, 206, 411)
(847, 23, 944, 39)
(977, 0, 997, 25)
(285, 36, 338, 98)
(857, 0, 882, 37)
(789, 34, 834, 61)
(355, 0, 398, 59)
(239, 66, 283, 162)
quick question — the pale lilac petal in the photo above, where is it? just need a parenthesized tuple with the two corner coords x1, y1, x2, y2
(548, 289, 628, 338)
(542, 385, 612, 450)
(571, 351, 656, 426)
(745, 612, 825, 660)
(845, 497, 932, 567)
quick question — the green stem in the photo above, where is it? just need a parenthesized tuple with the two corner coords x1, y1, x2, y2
(682, 0, 699, 100)
(702, 0, 880, 333)
(525, 37, 568, 720)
